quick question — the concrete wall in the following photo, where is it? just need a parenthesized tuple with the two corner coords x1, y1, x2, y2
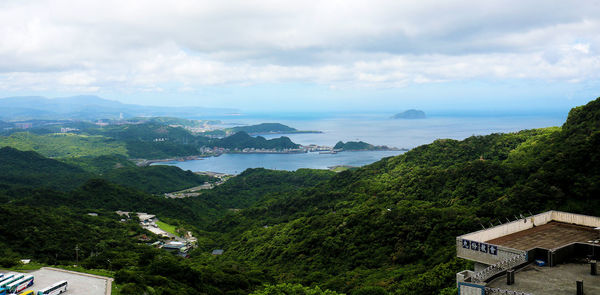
(459, 211, 553, 242)
(457, 282, 485, 295)
(457, 238, 527, 265)
(459, 210, 600, 243)
(456, 270, 474, 283)
(455, 210, 600, 265)
(551, 211, 600, 228)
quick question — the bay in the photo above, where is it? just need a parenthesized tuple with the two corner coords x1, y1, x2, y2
(161, 113, 566, 174)
(159, 150, 404, 175)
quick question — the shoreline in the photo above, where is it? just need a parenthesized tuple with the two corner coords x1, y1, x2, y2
(139, 148, 406, 166)
(247, 130, 323, 136)
(136, 155, 207, 166)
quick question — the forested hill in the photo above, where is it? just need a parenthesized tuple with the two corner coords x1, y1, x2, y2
(0, 122, 303, 159)
(216, 131, 300, 150)
(333, 140, 392, 151)
(206, 97, 600, 294)
(230, 123, 297, 134)
(0, 146, 93, 191)
(1, 97, 600, 295)
(0, 147, 212, 194)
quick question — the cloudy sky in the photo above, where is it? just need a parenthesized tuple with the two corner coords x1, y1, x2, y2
(0, 0, 599, 113)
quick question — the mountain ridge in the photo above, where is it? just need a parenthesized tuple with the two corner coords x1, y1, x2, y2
(0, 95, 237, 120)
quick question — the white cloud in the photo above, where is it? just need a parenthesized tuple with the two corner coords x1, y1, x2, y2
(1, 0, 600, 94)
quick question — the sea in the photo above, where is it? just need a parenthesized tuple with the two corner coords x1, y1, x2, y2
(158, 112, 567, 174)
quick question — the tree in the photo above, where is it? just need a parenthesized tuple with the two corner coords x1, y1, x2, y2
(251, 283, 344, 295)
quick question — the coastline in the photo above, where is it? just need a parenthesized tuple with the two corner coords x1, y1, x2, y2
(136, 155, 207, 166)
(139, 148, 406, 167)
(247, 130, 323, 136)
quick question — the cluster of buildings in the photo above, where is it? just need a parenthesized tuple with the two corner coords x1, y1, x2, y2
(456, 210, 600, 295)
(302, 144, 335, 152)
(200, 146, 309, 155)
(59, 127, 79, 133)
(115, 211, 219, 258)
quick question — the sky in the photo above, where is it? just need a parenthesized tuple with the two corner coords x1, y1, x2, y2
(0, 0, 599, 113)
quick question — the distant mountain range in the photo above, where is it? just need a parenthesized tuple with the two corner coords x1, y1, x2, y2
(0, 95, 237, 121)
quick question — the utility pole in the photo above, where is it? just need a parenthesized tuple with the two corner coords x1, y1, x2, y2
(75, 245, 80, 266)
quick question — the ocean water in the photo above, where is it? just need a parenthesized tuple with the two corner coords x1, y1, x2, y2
(161, 113, 567, 174)
(243, 114, 567, 148)
(161, 150, 404, 175)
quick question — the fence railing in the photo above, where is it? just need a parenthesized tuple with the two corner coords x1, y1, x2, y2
(485, 287, 533, 295)
(472, 252, 527, 283)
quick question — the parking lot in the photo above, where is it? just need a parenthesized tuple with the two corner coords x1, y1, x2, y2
(6, 267, 111, 295)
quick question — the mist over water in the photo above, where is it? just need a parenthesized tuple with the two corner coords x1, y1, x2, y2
(164, 113, 567, 174)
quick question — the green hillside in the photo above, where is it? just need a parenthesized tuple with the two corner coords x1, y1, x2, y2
(0, 132, 128, 158)
(0, 122, 304, 160)
(216, 131, 300, 150)
(204, 98, 600, 293)
(103, 165, 215, 194)
(0, 148, 212, 196)
(62, 154, 136, 174)
(0, 146, 92, 191)
(230, 123, 297, 134)
(1, 97, 600, 294)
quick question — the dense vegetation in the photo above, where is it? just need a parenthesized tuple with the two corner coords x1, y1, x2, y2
(206, 98, 600, 294)
(1, 97, 600, 294)
(0, 132, 128, 158)
(230, 123, 298, 134)
(333, 141, 390, 151)
(103, 165, 215, 194)
(0, 147, 211, 195)
(129, 117, 221, 127)
(0, 121, 302, 159)
(0, 147, 93, 191)
(216, 132, 299, 150)
(62, 154, 136, 174)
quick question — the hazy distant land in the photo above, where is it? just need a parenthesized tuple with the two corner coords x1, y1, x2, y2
(392, 109, 426, 119)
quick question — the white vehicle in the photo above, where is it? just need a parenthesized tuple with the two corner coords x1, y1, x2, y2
(36, 281, 67, 295)
(0, 274, 22, 289)
(6, 275, 34, 294)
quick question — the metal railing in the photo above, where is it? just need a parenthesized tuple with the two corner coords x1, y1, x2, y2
(485, 287, 533, 295)
(472, 252, 527, 283)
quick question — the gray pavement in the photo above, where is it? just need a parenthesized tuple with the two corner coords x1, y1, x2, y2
(7, 267, 110, 295)
(487, 263, 600, 294)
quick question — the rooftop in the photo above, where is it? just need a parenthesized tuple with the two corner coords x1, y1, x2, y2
(459, 211, 600, 244)
(456, 211, 600, 295)
(487, 263, 600, 295)
(163, 242, 186, 249)
(487, 221, 600, 251)
(137, 213, 156, 221)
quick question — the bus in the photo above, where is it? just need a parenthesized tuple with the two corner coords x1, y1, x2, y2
(36, 281, 67, 295)
(6, 275, 34, 294)
(0, 274, 13, 295)
(0, 274, 23, 295)
(0, 275, 23, 288)
(0, 275, 14, 288)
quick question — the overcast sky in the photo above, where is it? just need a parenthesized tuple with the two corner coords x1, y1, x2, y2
(1, 0, 599, 113)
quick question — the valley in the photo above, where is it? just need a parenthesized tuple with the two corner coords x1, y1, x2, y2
(1, 96, 599, 294)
